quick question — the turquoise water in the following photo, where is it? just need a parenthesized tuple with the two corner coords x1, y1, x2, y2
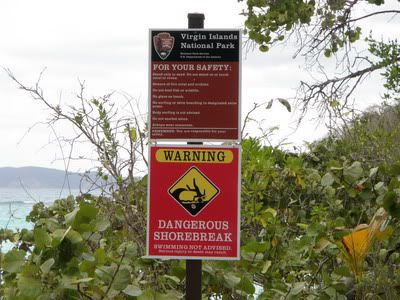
(0, 188, 80, 231)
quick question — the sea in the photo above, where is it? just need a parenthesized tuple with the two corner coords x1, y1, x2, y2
(0, 188, 81, 232)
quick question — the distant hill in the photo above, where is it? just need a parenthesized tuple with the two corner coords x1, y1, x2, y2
(0, 167, 91, 189)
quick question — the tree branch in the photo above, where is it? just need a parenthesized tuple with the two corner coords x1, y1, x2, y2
(348, 10, 400, 24)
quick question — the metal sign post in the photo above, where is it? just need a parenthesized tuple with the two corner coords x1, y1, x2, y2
(187, 13, 204, 300)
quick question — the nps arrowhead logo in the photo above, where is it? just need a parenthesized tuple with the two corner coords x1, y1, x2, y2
(168, 167, 220, 216)
(153, 32, 175, 60)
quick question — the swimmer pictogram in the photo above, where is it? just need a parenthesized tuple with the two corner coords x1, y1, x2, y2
(168, 166, 219, 216)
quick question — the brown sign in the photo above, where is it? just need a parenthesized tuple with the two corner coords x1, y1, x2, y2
(149, 30, 241, 141)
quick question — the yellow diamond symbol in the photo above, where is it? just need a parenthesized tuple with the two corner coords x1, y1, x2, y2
(168, 167, 220, 216)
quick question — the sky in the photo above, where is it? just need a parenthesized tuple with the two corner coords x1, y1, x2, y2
(0, 0, 399, 172)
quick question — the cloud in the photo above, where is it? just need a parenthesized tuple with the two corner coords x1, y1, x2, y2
(0, 0, 398, 171)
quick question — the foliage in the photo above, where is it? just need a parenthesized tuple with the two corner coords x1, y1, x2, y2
(1, 190, 186, 299)
(2, 75, 400, 298)
(369, 37, 400, 102)
(239, 137, 400, 299)
(2, 133, 400, 298)
(239, 0, 400, 118)
(308, 103, 400, 166)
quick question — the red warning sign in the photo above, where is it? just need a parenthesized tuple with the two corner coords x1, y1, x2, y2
(146, 145, 240, 260)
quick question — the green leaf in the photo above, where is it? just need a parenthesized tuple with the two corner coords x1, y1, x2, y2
(236, 276, 256, 294)
(18, 276, 42, 298)
(3, 250, 26, 273)
(65, 207, 79, 225)
(94, 248, 107, 266)
(333, 265, 352, 277)
(315, 238, 332, 253)
(289, 281, 306, 295)
(82, 252, 95, 262)
(224, 272, 241, 288)
(66, 229, 83, 244)
(389, 162, 400, 176)
(123, 284, 142, 297)
(130, 128, 137, 141)
(40, 258, 55, 274)
(383, 191, 397, 211)
(60, 275, 78, 290)
(112, 268, 131, 291)
(34, 227, 51, 249)
(241, 251, 264, 262)
(261, 260, 272, 274)
(297, 223, 308, 230)
(163, 274, 181, 284)
(156, 290, 184, 300)
(369, 167, 379, 178)
(96, 264, 117, 282)
(321, 172, 335, 186)
(388, 177, 400, 190)
(383, 191, 400, 218)
(343, 161, 363, 183)
(259, 45, 270, 52)
(323, 287, 346, 299)
(360, 190, 374, 201)
(51, 228, 69, 247)
(277, 98, 291, 112)
(69, 277, 95, 284)
(95, 216, 111, 232)
(171, 263, 186, 280)
(138, 289, 156, 300)
(374, 182, 386, 194)
(74, 113, 83, 125)
(125, 242, 138, 259)
(329, 99, 340, 108)
(118, 242, 138, 259)
(324, 48, 332, 57)
(242, 241, 269, 253)
(265, 207, 277, 217)
(73, 204, 98, 232)
(80, 260, 96, 275)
